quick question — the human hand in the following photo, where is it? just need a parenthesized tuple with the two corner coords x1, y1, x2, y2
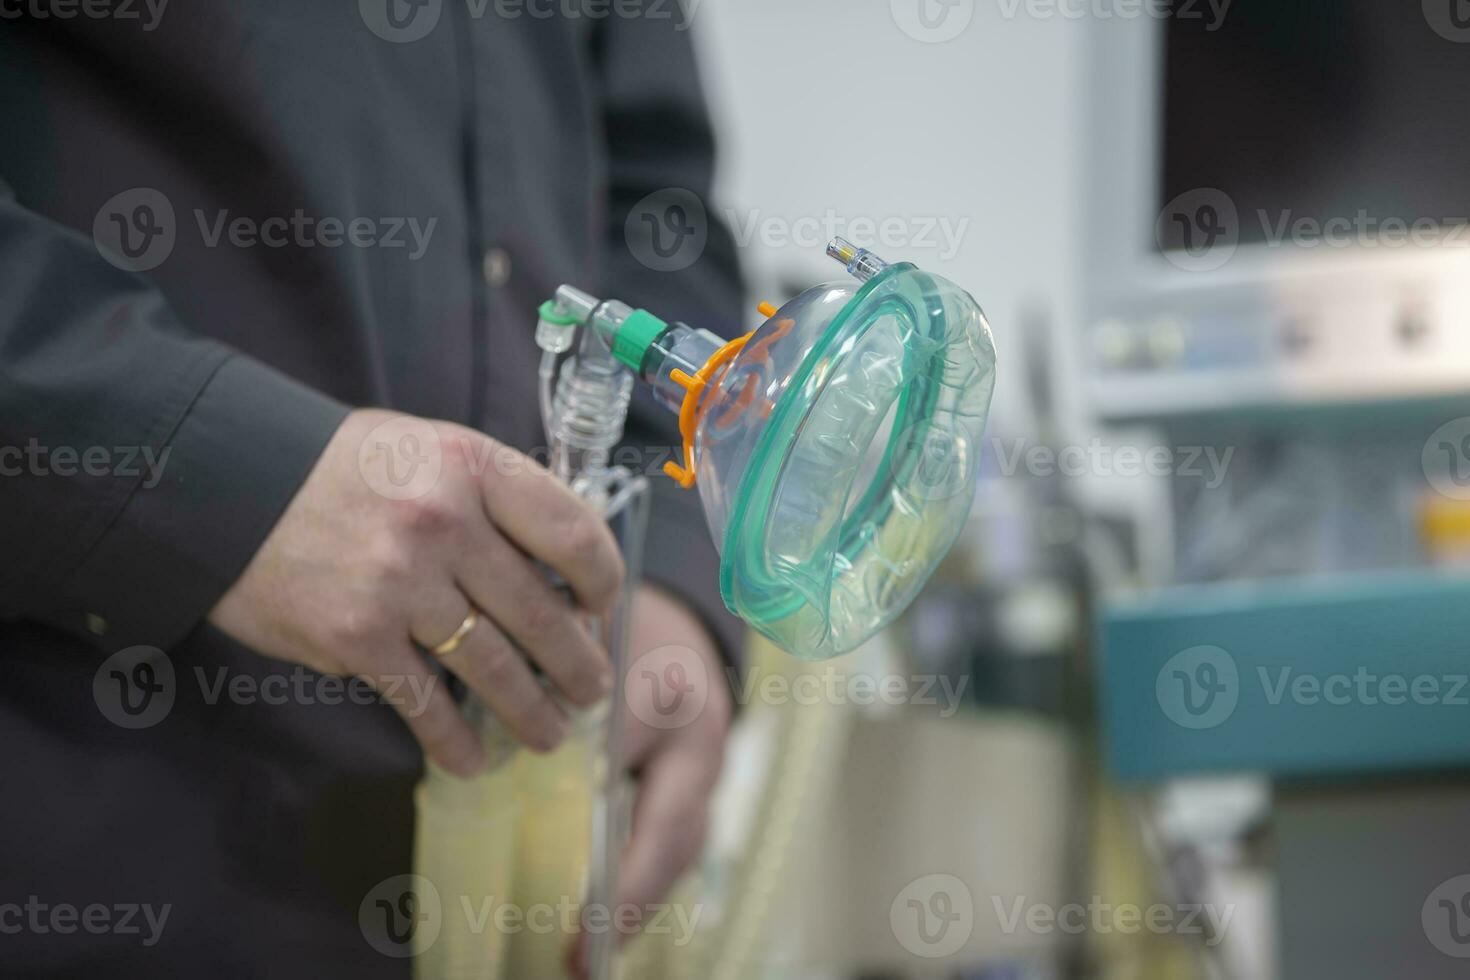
(207, 408, 625, 776)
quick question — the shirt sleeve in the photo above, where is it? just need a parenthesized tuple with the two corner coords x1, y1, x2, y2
(594, 8, 749, 673)
(0, 181, 349, 652)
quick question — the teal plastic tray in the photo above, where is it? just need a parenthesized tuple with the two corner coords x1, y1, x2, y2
(1101, 570, 1470, 781)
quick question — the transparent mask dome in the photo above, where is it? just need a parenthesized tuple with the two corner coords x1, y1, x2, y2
(692, 260, 996, 660)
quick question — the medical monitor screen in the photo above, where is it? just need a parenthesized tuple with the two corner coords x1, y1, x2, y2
(1159, 0, 1470, 251)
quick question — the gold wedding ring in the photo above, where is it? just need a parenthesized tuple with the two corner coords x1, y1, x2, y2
(431, 609, 479, 657)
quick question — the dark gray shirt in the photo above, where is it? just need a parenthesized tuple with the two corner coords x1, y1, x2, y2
(0, 3, 742, 974)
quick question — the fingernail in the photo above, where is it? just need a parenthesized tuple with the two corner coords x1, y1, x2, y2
(536, 714, 570, 753)
(448, 743, 487, 778)
(598, 670, 614, 695)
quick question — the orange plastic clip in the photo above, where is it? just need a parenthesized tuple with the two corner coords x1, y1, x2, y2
(660, 300, 779, 488)
(662, 332, 750, 488)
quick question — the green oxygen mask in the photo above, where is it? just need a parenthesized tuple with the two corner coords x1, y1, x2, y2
(536, 238, 997, 660)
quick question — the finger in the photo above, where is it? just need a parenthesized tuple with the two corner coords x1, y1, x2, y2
(477, 455, 625, 615)
(434, 611, 570, 753)
(457, 526, 613, 707)
(614, 743, 718, 936)
(363, 647, 485, 778)
(406, 586, 476, 655)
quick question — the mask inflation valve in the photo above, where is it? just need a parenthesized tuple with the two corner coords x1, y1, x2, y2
(826, 236, 889, 282)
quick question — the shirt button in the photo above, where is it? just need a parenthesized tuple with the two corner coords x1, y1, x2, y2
(483, 248, 512, 288)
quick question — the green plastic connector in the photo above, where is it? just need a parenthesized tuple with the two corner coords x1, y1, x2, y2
(537, 299, 581, 326)
(611, 308, 669, 372)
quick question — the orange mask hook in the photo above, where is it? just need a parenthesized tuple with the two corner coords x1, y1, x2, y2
(660, 301, 780, 488)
